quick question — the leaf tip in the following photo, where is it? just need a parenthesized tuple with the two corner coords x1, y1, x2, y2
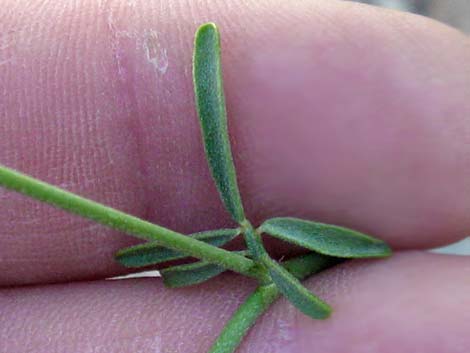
(114, 249, 130, 264)
(316, 303, 333, 320)
(195, 22, 219, 41)
(380, 243, 393, 257)
(197, 22, 218, 32)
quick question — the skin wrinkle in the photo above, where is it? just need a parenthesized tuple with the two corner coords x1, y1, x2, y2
(103, 0, 151, 210)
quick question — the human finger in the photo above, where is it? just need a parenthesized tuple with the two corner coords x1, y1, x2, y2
(0, 252, 468, 352)
(1, 0, 469, 285)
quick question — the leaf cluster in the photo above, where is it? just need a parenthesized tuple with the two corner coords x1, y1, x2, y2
(0, 22, 392, 353)
(116, 23, 391, 352)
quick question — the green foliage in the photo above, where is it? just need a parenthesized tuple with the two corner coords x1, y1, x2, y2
(259, 217, 392, 258)
(209, 253, 339, 353)
(264, 257, 331, 319)
(193, 23, 246, 223)
(161, 261, 226, 288)
(116, 228, 240, 268)
(209, 284, 279, 353)
(282, 253, 343, 280)
(0, 21, 393, 353)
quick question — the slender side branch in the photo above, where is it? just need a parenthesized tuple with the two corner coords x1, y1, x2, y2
(0, 165, 260, 278)
(209, 284, 278, 353)
(208, 253, 341, 353)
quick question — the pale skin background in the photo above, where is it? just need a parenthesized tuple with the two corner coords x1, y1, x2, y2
(1, 0, 470, 352)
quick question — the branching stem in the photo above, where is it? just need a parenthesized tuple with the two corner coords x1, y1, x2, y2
(208, 253, 341, 353)
(0, 165, 263, 279)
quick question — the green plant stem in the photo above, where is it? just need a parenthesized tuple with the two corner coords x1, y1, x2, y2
(209, 284, 278, 353)
(115, 228, 241, 268)
(240, 219, 269, 261)
(0, 164, 261, 279)
(208, 253, 341, 353)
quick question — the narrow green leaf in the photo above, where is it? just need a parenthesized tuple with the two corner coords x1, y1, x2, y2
(193, 22, 245, 223)
(161, 261, 226, 288)
(241, 222, 268, 261)
(209, 252, 340, 353)
(264, 257, 331, 320)
(161, 250, 250, 288)
(281, 253, 343, 280)
(259, 217, 392, 258)
(115, 228, 240, 268)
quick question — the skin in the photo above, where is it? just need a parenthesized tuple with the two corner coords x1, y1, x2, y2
(0, 0, 469, 352)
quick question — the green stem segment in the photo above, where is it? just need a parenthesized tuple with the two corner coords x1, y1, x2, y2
(208, 253, 341, 353)
(209, 284, 279, 353)
(115, 228, 241, 268)
(0, 165, 259, 278)
(240, 219, 268, 262)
